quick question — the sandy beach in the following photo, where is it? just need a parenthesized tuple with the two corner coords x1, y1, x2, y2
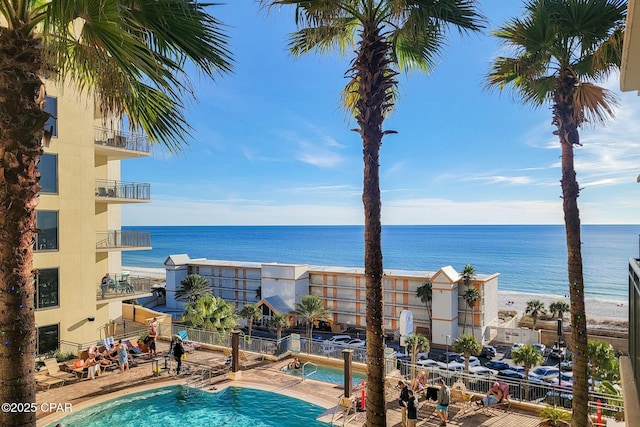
(125, 266, 629, 322)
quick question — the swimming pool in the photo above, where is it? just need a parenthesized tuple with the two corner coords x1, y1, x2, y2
(282, 364, 366, 386)
(46, 385, 329, 426)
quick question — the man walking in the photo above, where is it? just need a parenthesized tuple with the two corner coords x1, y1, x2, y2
(436, 378, 450, 426)
(398, 380, 410, 427)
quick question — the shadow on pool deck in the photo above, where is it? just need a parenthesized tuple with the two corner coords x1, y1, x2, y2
(35, 343, 542, 427)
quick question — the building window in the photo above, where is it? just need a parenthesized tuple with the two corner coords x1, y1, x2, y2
(35, 268, 59, 309)
(44, 96, 57, 137)
(37, 324, 59, 355)
(39, 153, 57, 194)
(35, 211, 58, 251)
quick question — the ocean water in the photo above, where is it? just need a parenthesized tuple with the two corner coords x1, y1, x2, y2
(122, 225, 640, 301)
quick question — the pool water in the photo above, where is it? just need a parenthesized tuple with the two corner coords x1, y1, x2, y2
(46, 386, 329, 427)
(282, 364, 366, 386)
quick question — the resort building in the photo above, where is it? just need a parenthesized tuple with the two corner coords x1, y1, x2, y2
(622, 2, 640, 425)
(34, 80, 152, 355)
(163, 255, 499, 345)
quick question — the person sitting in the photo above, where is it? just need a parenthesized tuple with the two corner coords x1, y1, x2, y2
(481, 381, 503, 406)
(411, 371, 428, 394)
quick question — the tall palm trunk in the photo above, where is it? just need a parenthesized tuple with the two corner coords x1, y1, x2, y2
(0, 29, 46, 427)
(554, 68, 589, 427)
(354, 23, 396, 427)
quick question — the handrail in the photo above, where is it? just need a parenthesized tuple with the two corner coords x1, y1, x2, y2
(301, 361, 317, 382)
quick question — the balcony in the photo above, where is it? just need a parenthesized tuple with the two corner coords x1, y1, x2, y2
(96, 230, 151, 252)
(94, 127, 151, 159)
(96, 273, 154, 303)
(95, 179, 150, 203)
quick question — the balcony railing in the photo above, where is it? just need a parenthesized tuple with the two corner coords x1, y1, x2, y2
(95, 179, 150, 202)
(96, 230, 151, 251)
(96, 274, 153, 301)
(94, 127, 150, 154)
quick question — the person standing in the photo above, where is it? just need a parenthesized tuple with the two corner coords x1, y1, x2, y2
(100, 273, 110, 299)
(117, 339, 129, 373)
(436, 378, 450, 426)
(173, 337, 185, 375)
(406, 389, 419, 427)
(148, 317, 158, 357)
(398, 380, 410, 427)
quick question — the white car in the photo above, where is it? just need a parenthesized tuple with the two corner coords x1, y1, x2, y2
(323, 335, 352, 345)
(346, 338, 366, 348)
(416, 359, 439, 368)
(467, 356, 481, 367)
(468, 366, 498, 377)
(438, 361, 466, 371)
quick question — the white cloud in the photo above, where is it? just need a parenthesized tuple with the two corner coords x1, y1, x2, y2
(296, 140, 345, 167)
(471, 175, 534, 185)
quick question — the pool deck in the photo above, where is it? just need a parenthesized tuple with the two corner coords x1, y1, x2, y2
(36, 343, 543, 426)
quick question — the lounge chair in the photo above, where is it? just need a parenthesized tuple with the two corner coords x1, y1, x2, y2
(43, 358, 77, 382)
(35, 373, 65, 390)
(449, 380, 475, 419)
(176, 330, 200, 352)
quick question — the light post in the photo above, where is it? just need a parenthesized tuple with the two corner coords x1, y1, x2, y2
(445, 335, 450, 365)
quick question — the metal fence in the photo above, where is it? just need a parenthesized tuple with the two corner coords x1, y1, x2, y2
(95, 179, 150, 201)
(96, 230, 151, 249)
(397, 360, 624, 420)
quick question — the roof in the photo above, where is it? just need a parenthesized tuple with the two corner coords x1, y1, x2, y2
(164, 254, 191, 266)
(256, 295, 294, 315)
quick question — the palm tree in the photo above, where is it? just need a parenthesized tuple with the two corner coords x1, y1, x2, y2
(183, 295, 238, 332)
(549, 301, 570, 319)
(404, 333, 429, 379)
(416, 282, 433, 339)
(511, 344, 544, 400)
(293, 295, 329, 353)
(0, 1, 231, 421)
(487, 2, 625, 425)
(175, 274, 212, 303)
(452, 334, 481, 374)
(239, 304, 263, 338)
(525, 300, 546, 330)
(461, 264, 476, 288)
(463, 287, 481, 336)
(269, 313, 290, 342)
(587, 340, 616, 392)
(260, 4, 485, 424)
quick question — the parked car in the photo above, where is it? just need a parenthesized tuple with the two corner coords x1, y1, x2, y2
(438, 361, 466, 371)
(560, 360, 573, 371)
(549, 347, 567, 360)
(510, 365, 525, 374)
(480, 345, 497, 358)
(533, 366, 560, 378)
(323, 335, 352, 347)
(438, 352, 463, 363)
(533, 343, 546, 355)
(485, 361, 510, 371)
(345, 338, 366, 348)
(510, 343, 524, 354)
(468, 366, 498, 377)
(497, 369, 526, 380)
(467, 356, 481, 367)
(417, 359, 440, 368)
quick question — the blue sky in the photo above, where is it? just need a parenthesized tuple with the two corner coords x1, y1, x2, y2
(122, 1, 640, 226)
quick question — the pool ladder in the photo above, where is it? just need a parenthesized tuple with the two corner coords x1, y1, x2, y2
(301, 361, 317, 382)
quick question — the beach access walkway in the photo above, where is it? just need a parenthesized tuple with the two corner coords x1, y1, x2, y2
(36, 342, 545, 427)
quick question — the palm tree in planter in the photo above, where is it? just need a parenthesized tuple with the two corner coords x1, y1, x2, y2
(183, 295, 238, 332)
(587, 340, 616, 392)
(452, 334, 481, 375)
(404, 333, 429, 379)
(416, 282, 433, 340)
(239, 304, 263, 339)
(511, 344, 544, 400)
(463, 287, 481, 336)
(0, 2, 231, 421)
(487, 1, 626, 424)
(269, 313, 290, 342)
(175, 274, 213, 303)
(293, 295, 329, 353)
(259, 3, 484, 424)
(525, 300, 546, 330)
(549, 301, 570, 319)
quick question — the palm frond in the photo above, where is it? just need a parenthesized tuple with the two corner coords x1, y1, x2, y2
(288, 19, 356, 56)
(573, 82, 617, 126)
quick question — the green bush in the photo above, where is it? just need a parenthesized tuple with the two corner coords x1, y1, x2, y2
(54, 350, 76, 362)
(539, 405, 571, 426)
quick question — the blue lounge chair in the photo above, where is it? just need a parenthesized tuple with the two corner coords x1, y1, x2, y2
(176, 330, 200, 352)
